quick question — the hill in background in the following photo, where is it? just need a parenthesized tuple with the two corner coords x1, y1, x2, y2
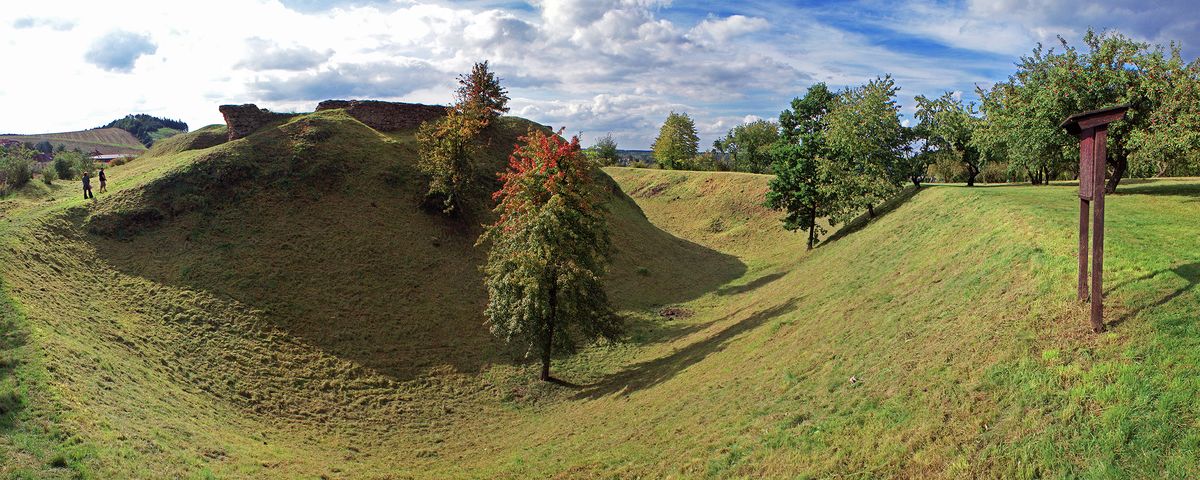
(0, 128, 146, 155)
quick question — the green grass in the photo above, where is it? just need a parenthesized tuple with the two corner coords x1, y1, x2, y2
(3, 108, 1200, 478)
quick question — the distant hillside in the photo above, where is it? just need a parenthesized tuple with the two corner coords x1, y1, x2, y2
(99, 114, 189, 147)
(616, 149, 653, 165)
(0, 128, 147, 155)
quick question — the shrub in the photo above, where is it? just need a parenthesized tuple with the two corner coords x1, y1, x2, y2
(54, 151, 83, 180)
(0, 149, 34, 193)
(42, 165, 57, 185)
(111, 158, 127, 167)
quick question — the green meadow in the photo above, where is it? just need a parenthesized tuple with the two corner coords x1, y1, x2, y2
(2, 110, 1199, 478)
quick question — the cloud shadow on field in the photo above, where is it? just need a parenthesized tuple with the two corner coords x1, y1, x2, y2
(575, 297, 799, 400)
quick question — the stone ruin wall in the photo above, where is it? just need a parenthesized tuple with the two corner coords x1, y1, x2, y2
(217, 104, 296, 141)
(315, 100, 447, 132)
(218, 100, 448, 141)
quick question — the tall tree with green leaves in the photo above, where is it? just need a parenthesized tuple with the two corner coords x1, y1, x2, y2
(714, 119, 780, 173)
(824, 75, 906, 221)
(456, 60, 510, 127)
(915, 92, 983, 186)
(652, 112, 699, 170)
(590, 133, 619, 166)
(766, 83, 837, 249)
(478, 129, 621, 381)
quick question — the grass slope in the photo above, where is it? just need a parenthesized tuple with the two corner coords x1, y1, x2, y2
(0, 129, 147, 156)
(2, 106, 1199, 477)
(0, 111, 740, 478)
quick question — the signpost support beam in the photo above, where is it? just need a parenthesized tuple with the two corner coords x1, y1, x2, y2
(1089, 128, 1108, 333)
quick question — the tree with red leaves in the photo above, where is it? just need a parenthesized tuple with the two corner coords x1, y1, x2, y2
(478, 128, 620, 382)
(456, 61, 510, 128)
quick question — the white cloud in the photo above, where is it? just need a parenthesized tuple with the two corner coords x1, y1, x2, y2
(3, 0, 1199, 148)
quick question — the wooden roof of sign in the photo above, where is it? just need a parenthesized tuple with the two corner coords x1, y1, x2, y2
(1060, 103, 1131, 135)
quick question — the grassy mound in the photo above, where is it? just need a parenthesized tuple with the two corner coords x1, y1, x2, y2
(140, 124, 229, 158)
(3, 105, 1200, 477)
(0, 111, 740, 478)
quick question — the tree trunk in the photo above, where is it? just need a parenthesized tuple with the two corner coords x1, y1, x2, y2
(1106, 154, 1127, 194)
(806, 206, 817, 250)
(867, 204, 875, 219)
(541, 274, 557, 382)
(911, 176, 922, 189)
(965, 163, 979, 187)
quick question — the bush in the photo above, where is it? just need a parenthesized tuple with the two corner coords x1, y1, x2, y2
(54, 152, 83, 180)
(111, 158, 127, 167)
(42, 165, 57, 185)
(0, 149, 34, 193)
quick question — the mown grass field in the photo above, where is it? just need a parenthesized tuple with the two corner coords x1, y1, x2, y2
(0, 128, 147, 156)
(2, 109, 1199, 478)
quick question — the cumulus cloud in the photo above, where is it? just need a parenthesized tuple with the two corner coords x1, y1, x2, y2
(12, 17, 75, 31)
(277, 0, 397, 13)
(84, 30, 157, 73)
(249, 59, 445, 101)
(237, 37, 333, 71)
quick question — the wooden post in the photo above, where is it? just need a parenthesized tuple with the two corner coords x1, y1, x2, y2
(1061, 104, 1128, 334)
(1089, 128, 1108, 333)
(1077, 133, 1092, 303)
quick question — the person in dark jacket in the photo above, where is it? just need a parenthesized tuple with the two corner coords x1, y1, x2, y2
(82, 172, 93, 199)
(98, 168, 107, 193)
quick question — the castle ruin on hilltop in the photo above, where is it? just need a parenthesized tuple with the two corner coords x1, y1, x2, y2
(218, 100, 448, 140)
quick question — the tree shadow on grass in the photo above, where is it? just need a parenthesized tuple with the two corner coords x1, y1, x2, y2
(574, 297, 800, 400)
(1112, 180, 1200, 198)
(1107, 262, 1200, 329)
(821, 185, 921, 247)
(716, 272, 786, 297)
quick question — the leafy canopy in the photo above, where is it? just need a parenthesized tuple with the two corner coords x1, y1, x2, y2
(652, 112, 699, 170)
(478, 128, 620, 379)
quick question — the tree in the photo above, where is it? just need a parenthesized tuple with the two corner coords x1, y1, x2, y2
(416, 108, 484, 214)
(53, 150, 87, 180)
(417, 60, 508, 215)
(590, 134, 619, 166)
(975, 29, 1200, 191)
(766, 83, 837, 249)
(824, 76, 906, 221)
(478, 128, 620, 381)
(652, 112, 699, 170)
(915, 92, 983, 186)
(714, 120, 780, 173)
(456, 61, 510, 127)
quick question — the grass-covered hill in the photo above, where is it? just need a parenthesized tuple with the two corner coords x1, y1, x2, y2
(2, 107, 1200, 478)
(0, 128, 147, 156)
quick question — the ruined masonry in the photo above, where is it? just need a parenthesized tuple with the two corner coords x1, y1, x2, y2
(218, 100, 449, 141)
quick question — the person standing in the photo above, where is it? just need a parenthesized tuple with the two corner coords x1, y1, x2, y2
(98, 167, 107, 193)
(82, 171, 94, 200)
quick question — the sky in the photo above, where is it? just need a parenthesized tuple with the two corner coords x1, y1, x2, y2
(1, 0, 1198, 149)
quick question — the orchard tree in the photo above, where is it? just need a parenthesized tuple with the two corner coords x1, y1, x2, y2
(915, 92, 983, 186)
(824, 76, 906, 221)
(417, 108, 485, 214)
(976, 29, 1200, 191)
(766, 83, 837, 249)
(714, 119, 780, 173)
(652, 112, 699, 170)
(478, 128, 621, 381)
(456, 60, 510, 127)
(590, 133, 619, 166)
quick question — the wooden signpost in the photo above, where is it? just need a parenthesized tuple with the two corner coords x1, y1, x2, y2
(1061, 104, 1129, 333)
